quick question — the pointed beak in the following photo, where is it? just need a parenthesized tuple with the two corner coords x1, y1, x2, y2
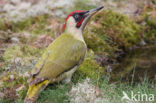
(84, 6, 104, 17)
(80, 6, 104, 30)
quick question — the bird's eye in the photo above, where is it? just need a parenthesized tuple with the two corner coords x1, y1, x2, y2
(75, 15, 79, 18)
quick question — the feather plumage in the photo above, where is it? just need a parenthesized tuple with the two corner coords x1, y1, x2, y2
(24, 33, 86, 103)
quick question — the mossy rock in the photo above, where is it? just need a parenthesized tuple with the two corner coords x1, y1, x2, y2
(77, 50, 105, 79)
(84, 10, 141, 55)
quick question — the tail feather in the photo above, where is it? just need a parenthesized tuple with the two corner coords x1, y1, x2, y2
(24, 80, 50, 103)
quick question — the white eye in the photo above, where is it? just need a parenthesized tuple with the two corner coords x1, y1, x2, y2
(75, 15, 79, 18)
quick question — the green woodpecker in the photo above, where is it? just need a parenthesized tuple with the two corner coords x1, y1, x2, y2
(24, 6, 104, 103)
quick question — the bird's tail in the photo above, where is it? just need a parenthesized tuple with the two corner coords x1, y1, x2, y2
(24, 80, 50, 103)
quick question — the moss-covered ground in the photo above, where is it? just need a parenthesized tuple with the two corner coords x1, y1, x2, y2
(0, 0, 156, 103)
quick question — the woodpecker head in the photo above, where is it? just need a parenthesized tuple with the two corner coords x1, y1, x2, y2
(63, 6, 104, 32)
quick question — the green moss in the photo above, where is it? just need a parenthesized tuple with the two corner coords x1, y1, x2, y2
(144, 15, 156, 41)
(3, 45, 44, 63)
(0, 19, 7, 30)
(72, 0, 96, 11)
(11, 14, 49, 32)
(1, 73, 27, 89)
(0, 14, 54, 37)
(134, 7, 156, 43)
(78, 50, 105, 79)
(146, 16, 156, 27)
(84, 29, 117, 57)
(84, 10, 141, 53)
(31, 27, 53, 37)
(0, 72, 28, 102)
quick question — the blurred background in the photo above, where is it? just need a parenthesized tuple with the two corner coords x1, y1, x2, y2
(0, 0, 156, 103)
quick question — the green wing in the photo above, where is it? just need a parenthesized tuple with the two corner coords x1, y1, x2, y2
(31, 33, 86, 81)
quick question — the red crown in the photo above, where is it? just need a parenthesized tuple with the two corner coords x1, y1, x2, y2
(62, 10, 84, 32)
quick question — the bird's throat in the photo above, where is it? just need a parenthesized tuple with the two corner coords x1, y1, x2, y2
(66, 26, 85, 42)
